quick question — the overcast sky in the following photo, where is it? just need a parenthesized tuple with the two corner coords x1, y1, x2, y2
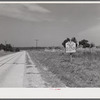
(0, 3, 100, 47)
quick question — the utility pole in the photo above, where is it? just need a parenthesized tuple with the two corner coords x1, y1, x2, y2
(5, 41, 7, 52)
(5, 41, 7, 45)
(35, 39, 38, 49)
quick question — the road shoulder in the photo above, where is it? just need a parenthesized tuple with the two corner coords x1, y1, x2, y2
(26, 51, 66, 88)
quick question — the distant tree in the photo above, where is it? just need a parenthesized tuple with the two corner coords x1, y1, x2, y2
(71, 37, 77, 47)
(15, 48, 20, 52)
(79, 39, 90, 48)
(0, 43, 15, 52)
(62, 38, 70, 48)
(5, 44, 13, 51)
(90, 43, 95, 48)
(0, 44, 6, 51)
(0, 44, 3, 50)
(79, 39, 88, 45)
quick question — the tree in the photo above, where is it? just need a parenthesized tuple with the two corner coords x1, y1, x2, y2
(79, 39, 90, 48)
(0, 44, 6, 51)
(15, 48, 20, 52)
(90, 43, 95, 48)
(0, 44, 4, 50)
(5, 44, 13, 51)
(62, 38, 70, 48)
(0, 43, 15, 52)
(71, 37, 77, 47)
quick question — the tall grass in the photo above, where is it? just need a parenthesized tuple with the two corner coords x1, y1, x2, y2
(29, 48, 100, 87)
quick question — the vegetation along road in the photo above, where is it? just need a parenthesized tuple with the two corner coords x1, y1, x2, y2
(0, 49, 100, 87)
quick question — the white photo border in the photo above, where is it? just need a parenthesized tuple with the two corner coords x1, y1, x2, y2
(0, 1, 100, 98)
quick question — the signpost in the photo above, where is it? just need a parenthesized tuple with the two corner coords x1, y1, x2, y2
(65, 41, 76, 53)
(65, 41, 76, 62)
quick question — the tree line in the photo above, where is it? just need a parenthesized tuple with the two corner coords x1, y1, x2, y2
(0, 43, 20, 52)
(62, 37, 95, 48)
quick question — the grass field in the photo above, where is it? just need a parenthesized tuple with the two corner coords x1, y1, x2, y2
(0, 50, 12, 57)
(28, 48, 100, 87)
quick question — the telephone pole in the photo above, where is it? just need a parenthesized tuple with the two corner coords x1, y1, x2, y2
(5, 41, 7, 52)
(5, 41, 7, 45)
(35, 39, 38, 49)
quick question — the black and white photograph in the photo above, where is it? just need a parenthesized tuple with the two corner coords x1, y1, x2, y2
(0, 2, 100, 89)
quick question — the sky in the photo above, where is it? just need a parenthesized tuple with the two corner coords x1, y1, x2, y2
(0, 3, 100, 47)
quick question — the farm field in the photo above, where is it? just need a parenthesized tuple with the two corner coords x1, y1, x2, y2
(28, 48, 100, 87)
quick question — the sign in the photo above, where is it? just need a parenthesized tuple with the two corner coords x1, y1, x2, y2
(65, 41, 76, 53)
